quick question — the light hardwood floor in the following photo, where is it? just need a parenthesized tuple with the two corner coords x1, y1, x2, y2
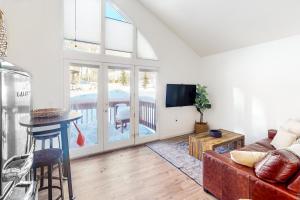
(39, 145, 215, 200)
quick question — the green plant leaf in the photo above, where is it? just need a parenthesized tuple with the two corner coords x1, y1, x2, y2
(194, 84, 211, 115)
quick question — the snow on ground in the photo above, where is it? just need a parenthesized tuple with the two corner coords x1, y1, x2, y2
(70, 121, 155, 149)
(69, 84, 156, 149)
(71, 84, 156, 104)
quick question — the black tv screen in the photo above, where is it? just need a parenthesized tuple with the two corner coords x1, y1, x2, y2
(166, 84, 196, 107)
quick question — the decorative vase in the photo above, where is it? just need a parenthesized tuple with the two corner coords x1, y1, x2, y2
(195, 122, 209, 134)
(0, 10, 7, 57)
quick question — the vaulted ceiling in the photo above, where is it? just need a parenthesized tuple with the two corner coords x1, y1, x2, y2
(138, 0, 300, 56)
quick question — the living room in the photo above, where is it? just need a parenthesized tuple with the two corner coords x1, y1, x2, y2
(0, 0, 300, 199)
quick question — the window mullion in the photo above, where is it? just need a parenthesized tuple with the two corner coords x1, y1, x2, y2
(101, 0, 105, 55)
(132, 26, 137, 59)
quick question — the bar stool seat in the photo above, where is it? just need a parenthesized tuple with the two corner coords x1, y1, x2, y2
(33, 148, 62, 168)
(33, 148, 64, 200)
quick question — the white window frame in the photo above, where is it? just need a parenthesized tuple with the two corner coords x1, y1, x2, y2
(63, 0, 158, 61)
(134, 66, 160, 145)
(103, 63, 135, 151)
(63, 59, 104, 159)
(63, 0, 160, 157)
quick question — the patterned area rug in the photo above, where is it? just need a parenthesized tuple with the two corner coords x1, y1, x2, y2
(146, 135, 233, 186)
(146, 136, 203, 185)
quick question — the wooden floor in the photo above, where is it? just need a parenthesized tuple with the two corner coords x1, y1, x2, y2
(39, 145, 215, 200)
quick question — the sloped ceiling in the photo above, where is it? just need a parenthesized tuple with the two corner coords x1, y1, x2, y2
(138, 0, 300, 56)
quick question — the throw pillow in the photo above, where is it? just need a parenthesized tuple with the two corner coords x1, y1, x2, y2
(292, 138, 300, 145)
(282, 119, 300, 137)
(254, 149, 300, 183)
(270, 128, 297, 149)
(287, 144, 300, 158)
(230, 150, 267, 168)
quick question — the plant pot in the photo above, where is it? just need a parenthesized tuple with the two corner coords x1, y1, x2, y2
(195, 122, 209, 134)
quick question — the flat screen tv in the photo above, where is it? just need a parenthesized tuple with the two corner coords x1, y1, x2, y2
(166, 84, 196, 107)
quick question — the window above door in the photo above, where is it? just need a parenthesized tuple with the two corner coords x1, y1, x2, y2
(64, 0, 101, 53)
(63, 0, 158, 61)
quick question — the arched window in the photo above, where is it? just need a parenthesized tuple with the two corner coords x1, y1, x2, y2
(137, 30, 157, 60)
(105, 1, 133, 57)
(64, 0, 158, 60)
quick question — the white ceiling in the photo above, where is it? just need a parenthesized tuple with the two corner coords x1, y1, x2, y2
(138, 0, 300, 56)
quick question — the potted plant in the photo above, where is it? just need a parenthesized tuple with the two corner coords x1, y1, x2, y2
(194, 84, 211, 134)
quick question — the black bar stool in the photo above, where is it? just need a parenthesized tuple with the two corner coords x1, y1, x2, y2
(32, 128, 62, 188)
(33, 148, 64, 200)
(31, 128, 64, 200)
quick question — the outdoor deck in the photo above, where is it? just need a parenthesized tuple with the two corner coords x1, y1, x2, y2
(69, 100, 156, 148)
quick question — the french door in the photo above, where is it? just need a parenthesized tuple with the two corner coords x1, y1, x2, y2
(135, 67, 159, 144)
(67, 62, 103, 158)
(103, 64, 135, 150)
(65, 61, 158, 157)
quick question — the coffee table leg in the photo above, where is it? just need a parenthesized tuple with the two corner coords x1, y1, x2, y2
(242, 138, 245, 147)
(61, 122, 75, 200)
(233, 141, 237, 149)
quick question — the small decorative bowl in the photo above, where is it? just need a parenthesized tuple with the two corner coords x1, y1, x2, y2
(31, 108, 65, 118)
(209, 129, 222, 138)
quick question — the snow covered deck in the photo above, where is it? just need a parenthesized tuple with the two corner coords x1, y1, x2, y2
(69, 100, 156, 149)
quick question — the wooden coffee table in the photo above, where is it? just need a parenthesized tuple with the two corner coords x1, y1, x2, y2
(189, 129, 245, 160)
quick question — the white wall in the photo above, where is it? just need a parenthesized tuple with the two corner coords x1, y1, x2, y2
(200, 35, 300, 143)
(2, 0, 299, 144)
(114, 0, 202, 137)
(0, 0, 202, 138)
(0, 0, 64, 108)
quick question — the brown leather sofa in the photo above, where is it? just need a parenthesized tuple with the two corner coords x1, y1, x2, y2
(203, 134, 300, 200)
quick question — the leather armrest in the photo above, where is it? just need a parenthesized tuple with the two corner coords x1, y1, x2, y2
(203, 151, 254, 200)
(268, 129, 277, 139)
(204, 151, 255, 174)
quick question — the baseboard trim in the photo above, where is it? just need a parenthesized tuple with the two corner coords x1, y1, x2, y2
(159, 130, 194, 140)
(71, 130, 194, 161)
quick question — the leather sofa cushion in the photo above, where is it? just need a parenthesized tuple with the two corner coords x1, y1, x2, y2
(287, 171, 300, 194)
(256, 138, 275, 150)
(255, 150, 300, 183)
(241, 143, 272, 152)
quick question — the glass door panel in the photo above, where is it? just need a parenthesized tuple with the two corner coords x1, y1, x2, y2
(68, 64, 158, 153)
(106, 67, 132, 145)
(69, 65, 99, 149)
(137, 70, 157, 137)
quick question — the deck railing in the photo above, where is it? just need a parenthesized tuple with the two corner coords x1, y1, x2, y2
(71, 100, 156, 131)
(71, 102, 97, 125)
(139, 101, 156, 130)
